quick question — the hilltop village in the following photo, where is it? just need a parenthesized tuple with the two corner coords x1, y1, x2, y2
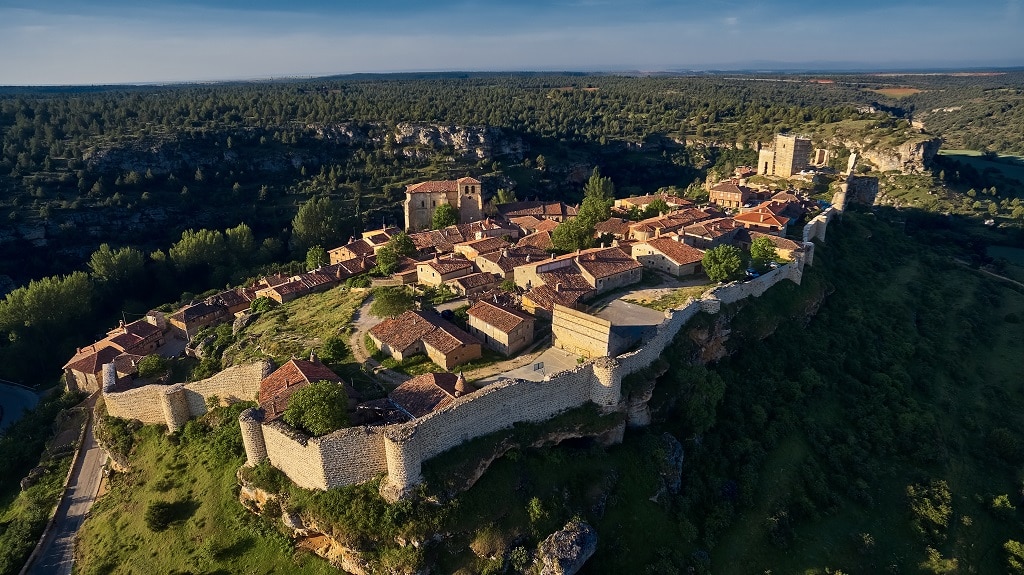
(63, 133, 856, 503)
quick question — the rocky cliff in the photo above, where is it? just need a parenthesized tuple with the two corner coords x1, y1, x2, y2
(832, 136, 942, 174)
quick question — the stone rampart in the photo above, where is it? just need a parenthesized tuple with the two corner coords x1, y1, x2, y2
(102, 360, 271, 430)
(244, 208, 836, 499)
(317, 426, 388, 489)
(615, 301, 701, 375)
(704, 260, 803, 305)
(802, 207, 836, 244)
(104, 382, 167, 424)
(262, 421, 327, 490)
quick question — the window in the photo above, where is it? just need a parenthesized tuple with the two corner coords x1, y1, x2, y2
(421, 200, 425, 208)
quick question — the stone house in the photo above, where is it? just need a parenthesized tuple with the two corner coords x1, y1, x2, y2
(627, 209, 713, 242)
(169, 301, 229, 340)
(709, 181, 754, 209)
(521, 271, 595, 318)
(474, 245, 549, 279)
(453, 236, 510, 261)
(387, 372, 471, 419)
(450, 272, 501, 297)
(733, 203, 791, 235)
(329, 238, 375, 264)
(404, 177, 484, 232)
(207, 288, 256, 315)
(573, 245, 644, 294)
(416, 256, 475, 287)
(516, 230, 554, 251)
(632, 237, 705, 277)
(466, 300, 536, 356)
(595, 217, 632, 240)
(368, 310, 482, 370)
(63, 314, 167, 393)
(259, 356, 358, 423)
(681, 217, 741, 250)
(497, 201, 578, 222)
(732, 229, 805, 261)
(613, 193, 692, 212)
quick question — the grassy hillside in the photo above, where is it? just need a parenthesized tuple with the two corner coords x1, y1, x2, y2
(72, 208, 1024, 574)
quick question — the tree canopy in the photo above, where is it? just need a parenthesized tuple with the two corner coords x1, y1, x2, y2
(749, 237, 779, 269)
(282, 380, 349, 436)
(702, 244, 744, 282)
(552, 167, 615, 252)
(88, 244, 145, 287)
(432, 203, 459, 229)
(369, 286, 415, 318)
(306, 245, 327, 271)
(292, 197, 345, 253)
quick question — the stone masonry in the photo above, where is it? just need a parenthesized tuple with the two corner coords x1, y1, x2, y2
(104, 361, 272, 431)
(240, 215, 835, 501)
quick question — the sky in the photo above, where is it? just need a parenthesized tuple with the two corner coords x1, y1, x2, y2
(1, 0, 1022, 85)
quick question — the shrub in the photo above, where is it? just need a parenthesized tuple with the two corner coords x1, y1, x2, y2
(136, 354, 168, 379)
(282, 380, 349, 436)
(145, 501, 176, 532)
(319, 335, 347, 365)
(250, 296, 275, 314)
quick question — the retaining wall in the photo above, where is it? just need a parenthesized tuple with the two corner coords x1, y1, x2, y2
(103, 361, 271, 429)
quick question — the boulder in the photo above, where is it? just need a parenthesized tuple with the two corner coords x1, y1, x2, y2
(535, 520, 597, 575)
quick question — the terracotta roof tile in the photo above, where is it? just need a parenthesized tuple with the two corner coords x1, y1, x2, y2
(455, 272, 499, 290)
(467, 300, 533, 334)
(573, 246, 643, 279)
(517, 230, 554, 250)
(638, 238, 705, 265)
(369, 310, 479, 354)
(389, 373, 465, 418)
(259, 359, 344, 422)
(478, 245, 549, 273)
(422, 256, 474, 276)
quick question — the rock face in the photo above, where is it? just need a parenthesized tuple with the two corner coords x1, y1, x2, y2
(833, 137, 941, 173)
(659, 433, 685, 495)
(535, 520, 598, 575)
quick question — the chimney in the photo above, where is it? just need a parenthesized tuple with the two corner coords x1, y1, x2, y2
(476, 231, 484, 240)
(555, 282, 562, 293)
(454, 371, 469, 397)
(310, 350, 318, 363)
(526, 254, 532, 263)
(612, 239, 619, 247)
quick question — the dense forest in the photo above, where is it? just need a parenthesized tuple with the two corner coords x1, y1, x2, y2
(1, 71, 1024, 574)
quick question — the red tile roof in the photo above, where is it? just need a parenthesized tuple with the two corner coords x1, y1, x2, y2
(406, 177, 481, 194)
(421, 256, 474, 276)
(683, 217, 739, 239)
(573, 246, 643, 280)
(639, 238, 705, 265)
(517, 230, 554, 250)
(595, 217, 631, 236)
(456, 236, 510, 256)
(467, 300, 533, 334)
(734, 208, 789, 229)
(369, 310, 479, 354)
(455, 272, 499, 290)
(478, 245, 549, 273)
(498, 201, 578, 219)
(63, 343, 122, 374)
(389, 373, 469, 418)
(259, 358, 344, 422)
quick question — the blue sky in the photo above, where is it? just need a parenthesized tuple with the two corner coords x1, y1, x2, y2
(1, 0, 1022, 84)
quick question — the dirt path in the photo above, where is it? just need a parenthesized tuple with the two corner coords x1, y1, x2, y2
(953, 258, 1024, 289)
(347, 296, 409, 387)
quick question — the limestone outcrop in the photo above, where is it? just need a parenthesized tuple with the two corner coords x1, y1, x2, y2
(534, 520, 598, 575)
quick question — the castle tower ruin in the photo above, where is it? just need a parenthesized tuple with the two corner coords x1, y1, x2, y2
(240, 407, 268, 466)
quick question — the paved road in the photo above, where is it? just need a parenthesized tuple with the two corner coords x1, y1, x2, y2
(27, 396, 106, 575)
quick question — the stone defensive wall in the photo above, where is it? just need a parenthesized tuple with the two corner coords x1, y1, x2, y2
(241, 218, 835, 500)
(103, 361, 272, 432)
(803, 206, 837, 244)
